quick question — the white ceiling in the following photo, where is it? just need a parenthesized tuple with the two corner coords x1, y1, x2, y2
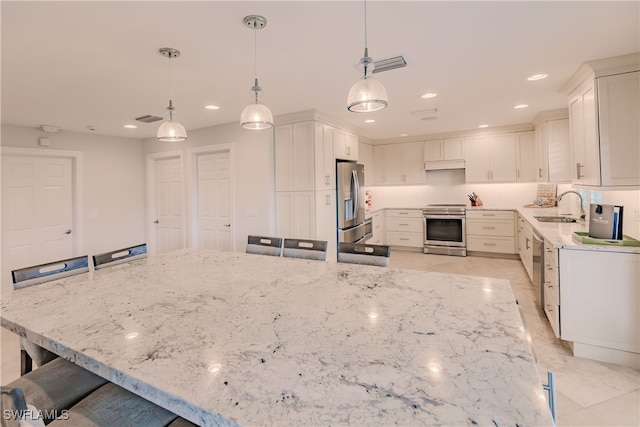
(2, 1, 639, 142)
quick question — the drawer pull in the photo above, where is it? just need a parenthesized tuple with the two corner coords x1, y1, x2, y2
(483, 226, 496, 229)
(482, 214, 496, 217)
(399, 223, 409, 226)
(483, 243, 497, 246)
(399, 238, 410, 241)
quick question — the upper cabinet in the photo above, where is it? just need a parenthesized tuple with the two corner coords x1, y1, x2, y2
(275, 122, 315, 192)
(516, 131, 536, 182)
(464, 133, 517, 183)
(373, 141, 424, 185)
(563, 53, 639, 188)
(334, 130, 359, 161)
(314, 123, 336, 190)
(423, 138, 465, 170)
(534, 116, 571, 183)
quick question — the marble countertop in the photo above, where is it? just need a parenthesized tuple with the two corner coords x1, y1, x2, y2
(516, 207, 640, 253)
(1, 249, 553, 426)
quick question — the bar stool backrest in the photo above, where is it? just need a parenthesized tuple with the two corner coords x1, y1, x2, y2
(282, 238, 328, 261)
(337, 242, 391, 267)
(92, 244, 147, 270)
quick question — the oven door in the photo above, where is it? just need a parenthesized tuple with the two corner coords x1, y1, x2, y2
(424, 214, 466, 247)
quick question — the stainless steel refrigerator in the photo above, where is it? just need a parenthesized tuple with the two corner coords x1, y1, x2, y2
(336, 161, 367, 243)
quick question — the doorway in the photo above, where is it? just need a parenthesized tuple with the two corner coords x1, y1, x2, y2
(188, 145, 235, 252)
(147, 152, 185, 255)
(1, 148, 83, 294)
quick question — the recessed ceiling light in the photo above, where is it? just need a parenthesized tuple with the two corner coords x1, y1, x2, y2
(123, 124, 138, 129)
(478, 124, 489, 128)
(400, 133, 409, 137)
(421, 92, 438, 99)
(527, 74, 548, 81)
(514, 104, 529, 109)
(364, 119, 375, 123)
(205, 105, 220, 110)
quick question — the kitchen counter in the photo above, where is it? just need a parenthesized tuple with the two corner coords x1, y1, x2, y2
(1, 249, 553, 426)
(517, 206, 640, 253)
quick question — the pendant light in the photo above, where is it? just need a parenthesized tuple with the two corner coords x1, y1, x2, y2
(347, 0, 388, 113)
(157, 47, 187, 142)
(240, 15, 273, 130)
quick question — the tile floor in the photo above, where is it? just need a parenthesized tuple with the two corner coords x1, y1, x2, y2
(389, 250, 640, 427)
(1, 251, 638, 426)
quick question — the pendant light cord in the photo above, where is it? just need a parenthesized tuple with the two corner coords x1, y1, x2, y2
(254, 25, 258, 82)
(363, 0, 368, 52)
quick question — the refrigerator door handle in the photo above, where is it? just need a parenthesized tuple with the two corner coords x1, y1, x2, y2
(352, 169, 359, 219)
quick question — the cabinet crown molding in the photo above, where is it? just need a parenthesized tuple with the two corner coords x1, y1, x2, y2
(532, 109, 569, 127)
(561, 52, 640, 95)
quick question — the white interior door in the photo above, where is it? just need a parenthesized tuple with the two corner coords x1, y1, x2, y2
(196, 152, 231, 251)
(153, 157, 184, 254)
(1, 155, 74, 290)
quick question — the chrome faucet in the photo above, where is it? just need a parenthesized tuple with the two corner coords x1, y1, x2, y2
(556, 191, 586, 220)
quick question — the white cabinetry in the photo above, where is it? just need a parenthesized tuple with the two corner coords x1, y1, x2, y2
(358, 143, 374, 187)
(275, 122, 314, 191)
(275, 192, 315, 239)
(423, 138, 464, 170)
(466, 210, 516, 254)
(535, 118, 571, 182)
(334, 130, 358, 161)
(543, 239, 560, 338)
(373, 142, 424, 185)
(516, 131, 536, 182)
(366, 210, 385, 245)
(275, 117, 357, 260)
(560, 249, 639, 366)
(315, 190, 336, 261)
(314, 123, 335, 190)
(385, 209, 423, 248)
(564, 53, 639, 187)
(517, 214, 533, 281)
(464, 134, 517, 183)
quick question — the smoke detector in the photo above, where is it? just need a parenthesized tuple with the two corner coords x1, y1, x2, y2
(39, 125, 61, 133)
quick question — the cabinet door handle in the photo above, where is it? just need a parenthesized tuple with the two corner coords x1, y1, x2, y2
(576, 162, 584, 179)
(325, 174, 330, 185)
(525, 237, 530, 250)
(325, 194, 331, 205)
(346, 146, 351, 156)
(539, 167, 543, 178)
(517, 169, 520, 179)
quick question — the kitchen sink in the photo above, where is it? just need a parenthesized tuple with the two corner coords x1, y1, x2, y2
(534, 216, 577, 223)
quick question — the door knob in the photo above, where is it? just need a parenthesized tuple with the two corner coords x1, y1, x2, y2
(64, 229, 72, 235)
(153, 220, 159, 224)
(224, 224, 231, 227)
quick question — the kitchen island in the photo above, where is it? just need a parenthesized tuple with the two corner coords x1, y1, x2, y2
(1, 249, 553, 426)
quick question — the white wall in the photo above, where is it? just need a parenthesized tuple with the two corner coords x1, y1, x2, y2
(143, 121, 274, 252)
(1, 124, 146, 257)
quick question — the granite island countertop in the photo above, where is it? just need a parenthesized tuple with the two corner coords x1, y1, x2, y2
(1, 249, 553, 426)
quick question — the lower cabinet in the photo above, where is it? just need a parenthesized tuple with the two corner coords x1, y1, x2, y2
(543, 239, 560, 338)
(385, 209, 423, 248)
(275, 191, 315, 240)
(367, 210, 386, 245)
(517, 214, 534, 281)
(466, 210, 516, 255)
(315, 190, 337, 261)
(560, 249, 639, 365)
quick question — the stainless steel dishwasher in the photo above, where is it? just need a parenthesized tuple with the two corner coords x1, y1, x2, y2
(532, 229, 545, 310)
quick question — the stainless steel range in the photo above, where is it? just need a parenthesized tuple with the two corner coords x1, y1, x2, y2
(422, 204, 466, 256)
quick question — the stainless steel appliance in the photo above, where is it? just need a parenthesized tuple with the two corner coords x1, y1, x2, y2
(532, 229, 544, 309)
(422, 204, 466, 256)
(337, 161, 366, 244)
